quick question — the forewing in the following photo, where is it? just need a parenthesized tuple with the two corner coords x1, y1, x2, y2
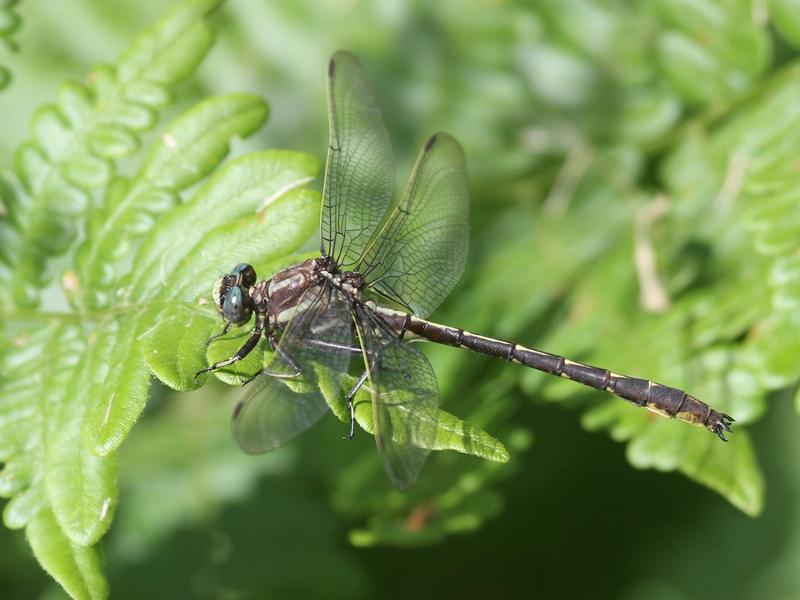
(354, 305, 439, 491)
(359, 133, 468, 318)
(321, 51, 394, 267)
(233, 284, 353, 454)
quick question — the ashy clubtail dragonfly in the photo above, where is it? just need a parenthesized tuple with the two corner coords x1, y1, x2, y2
(196, 51, 733, 490)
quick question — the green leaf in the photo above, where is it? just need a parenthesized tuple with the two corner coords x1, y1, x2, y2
(74, 93, 269, 309)
(0, 0, 223, 308)
(129, 151, 320, 301)
(0, 317, 114, 597)
(3, 155, 319, 599)
(430, 409, 510, 462)
(83, 314, 153, 458)
(26, 509, 107, 600)
(583, 399, 763, 517)
(769, 0, 800, 46)
(340, 426, 531, 547)
(89, 186, 321, 456)
(653, 0, 770, 103)
(141, 304, 218, 391)
(628, 422, 764, 516)
(0, 1, 21, 91)
(137, 92, 269, 190)
(0, 1, 327, 596)
(342, 377, 510, 464)
(45, 329, 118, 546)
(116, 0, 221, 85)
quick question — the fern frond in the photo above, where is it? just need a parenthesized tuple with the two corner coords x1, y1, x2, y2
(73, 92, 268, 309)
(0, 0, 222, 308)
(1, 145, 321, 599)
(0, 1, 326, 598)
(0, 0, 21, 91)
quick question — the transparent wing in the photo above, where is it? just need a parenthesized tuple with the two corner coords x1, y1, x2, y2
(321, 51, 394, 268)
(232, 375, 327, 455)
(354, 304, 439, 491)
(359, 132, 468, 318)
(232, 284, 353, 454)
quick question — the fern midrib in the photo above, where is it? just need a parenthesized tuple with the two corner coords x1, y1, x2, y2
(15, 322, 69, 527)
(78, 177, 152, 309)
(78, 100, 267, 309)
(57, 339, 105, 542)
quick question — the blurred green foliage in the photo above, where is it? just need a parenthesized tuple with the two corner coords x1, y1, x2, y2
(0, 0, 21, 90)
(2, 0, 800, 598)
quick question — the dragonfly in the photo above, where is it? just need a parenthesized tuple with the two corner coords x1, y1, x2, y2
(196, 51, 734, 490)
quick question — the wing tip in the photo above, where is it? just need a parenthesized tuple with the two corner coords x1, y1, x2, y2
(329, 50, 362, 76)
(232, 399, 245, 420)
(424, 134, 438, 152)
(423, 131, 463, 155)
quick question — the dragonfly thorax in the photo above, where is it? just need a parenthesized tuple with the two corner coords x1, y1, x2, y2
(336, 270, 365, 291)
(265, 258, 323, 322)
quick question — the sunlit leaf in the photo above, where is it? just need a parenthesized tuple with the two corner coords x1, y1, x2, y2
(1, 0, 223, 308)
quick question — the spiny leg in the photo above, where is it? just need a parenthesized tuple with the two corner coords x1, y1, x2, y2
(195, 321, 264, 382)
(344, 370, 369, 440)
(297, 338, 375, 440)
(265, 332, 303, 379)
(205, 321, 232, 346)
(241, 332, 303, 385)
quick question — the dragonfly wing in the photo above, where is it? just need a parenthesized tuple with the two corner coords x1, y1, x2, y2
(359, 132, 468, 318)
(322, 51, 394, 268)
(233, 283, 353, 454)
(232, 375, 329, 454)
(354, 305, 439, 491)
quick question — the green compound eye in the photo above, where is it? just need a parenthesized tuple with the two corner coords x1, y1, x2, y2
(222, 286, 252, 325)
(232, 263, 256, 288)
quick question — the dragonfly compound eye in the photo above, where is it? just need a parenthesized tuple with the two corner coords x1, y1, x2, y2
(232, 263, 257, 288)
(222, 286, 253, 325)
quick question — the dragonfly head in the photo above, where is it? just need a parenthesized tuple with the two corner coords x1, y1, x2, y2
(212, 263, 257, 325)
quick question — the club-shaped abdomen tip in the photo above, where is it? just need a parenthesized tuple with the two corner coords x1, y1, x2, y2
(710, 411, 734, 442)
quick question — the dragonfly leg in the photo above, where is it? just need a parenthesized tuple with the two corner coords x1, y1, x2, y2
(344, 370, 369, 440)
(263, 332, 303, 379)
(236, 331, 303, 386)
(240, 371, 260, 386)
(194, 322, 263, 382)
(205, 321, 232, 346)
(237, 333, 302, 385)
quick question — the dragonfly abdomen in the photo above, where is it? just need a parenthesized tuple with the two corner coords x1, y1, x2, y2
(399, 314, 733, 441)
